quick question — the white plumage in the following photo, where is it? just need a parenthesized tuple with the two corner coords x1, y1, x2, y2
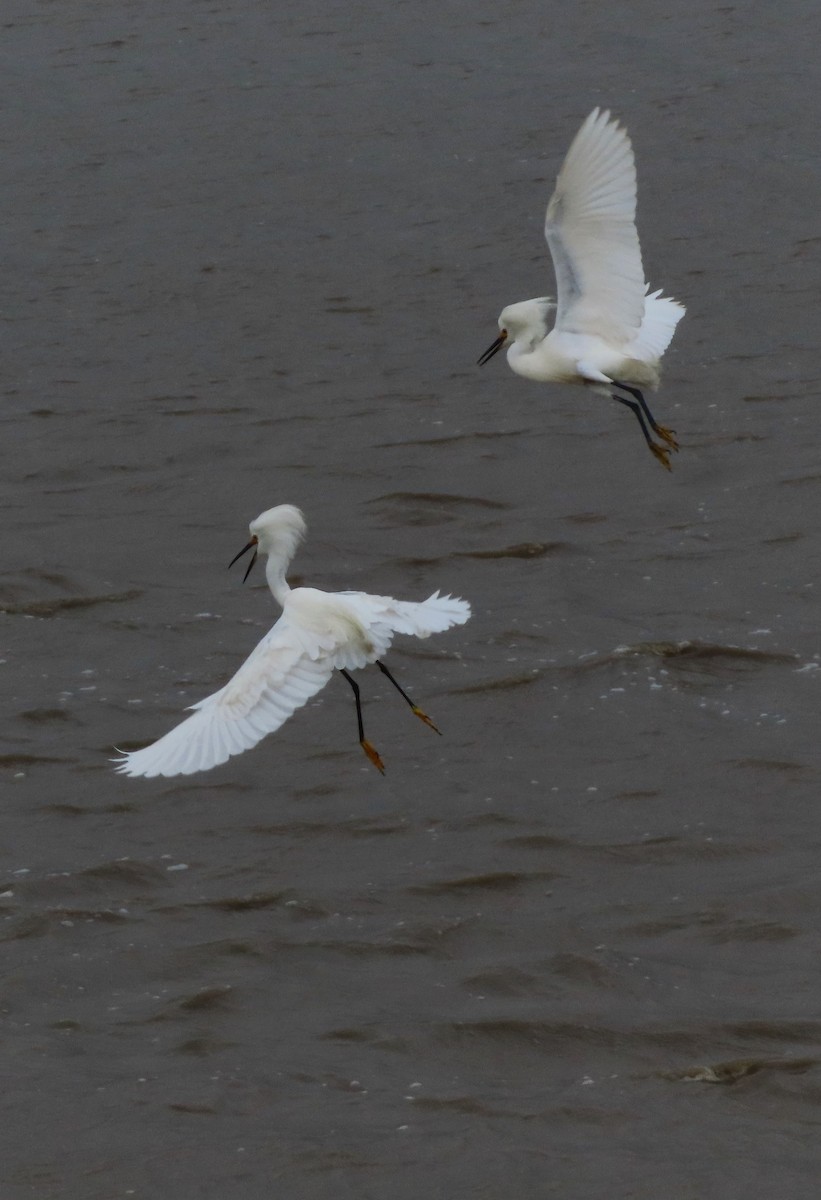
(478, 108, 685, 469)
(115, 505, 471, 778)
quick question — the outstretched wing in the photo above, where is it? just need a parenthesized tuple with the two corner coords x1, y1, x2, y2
(377, 591, 471, 637)
(545, 109, 646, 344)
(114, 616, 334, 778)
(335, 590, 471, 668)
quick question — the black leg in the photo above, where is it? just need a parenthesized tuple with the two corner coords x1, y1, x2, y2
(339, 669, 385, 773)
(610, 379, 678, 451)
(376, 661, 441, 735)
(610, 393, 671, 471)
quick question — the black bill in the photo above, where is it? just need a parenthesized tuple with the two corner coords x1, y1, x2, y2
(228, 538, 258, 583)
(477, 331, 507, 366)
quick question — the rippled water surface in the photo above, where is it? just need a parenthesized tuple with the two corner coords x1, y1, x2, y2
(4, 1, 821, 1196)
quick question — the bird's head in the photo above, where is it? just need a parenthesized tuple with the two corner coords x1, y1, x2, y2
(230, 504, 307, 583)
(478, 297, 555, 364)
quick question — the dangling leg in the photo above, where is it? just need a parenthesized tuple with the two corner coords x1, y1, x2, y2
(339, 669, 385, 773)
(376, 661, 441, 735)
(611, 393, 672, 471)
(611, 379, 679, 451)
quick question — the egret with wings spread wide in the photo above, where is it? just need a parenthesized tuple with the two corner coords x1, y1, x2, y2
(478, 108, 685, 470)
(115, 505, 470, 778)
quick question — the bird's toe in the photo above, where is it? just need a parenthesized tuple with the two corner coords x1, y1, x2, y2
(361, 739, 386, 774)
(412, 705, 442, 735)
(656, 425, 679, 451)
(649, 443, 673, 471)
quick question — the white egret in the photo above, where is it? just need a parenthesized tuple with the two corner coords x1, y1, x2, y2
(478, 108, 685, 469)
(114, 505, 471, 778)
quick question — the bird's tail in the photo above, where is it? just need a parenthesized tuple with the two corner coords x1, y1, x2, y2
(629, 289, 685, 363)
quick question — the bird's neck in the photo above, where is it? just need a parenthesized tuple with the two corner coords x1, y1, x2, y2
(265, 557, 292, 607)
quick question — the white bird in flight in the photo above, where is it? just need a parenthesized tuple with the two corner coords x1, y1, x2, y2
(478, 108, 685, 470)
(115, 505, 471, 778)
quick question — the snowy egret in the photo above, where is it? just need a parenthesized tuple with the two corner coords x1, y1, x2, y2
(114, 505, 471, 778)
(478, 108, 685, 470)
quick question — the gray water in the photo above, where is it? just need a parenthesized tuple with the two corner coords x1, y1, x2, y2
(3, 1, 821, 1196)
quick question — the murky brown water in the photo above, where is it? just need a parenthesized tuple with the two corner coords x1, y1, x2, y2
(4, 1, 821, 1196)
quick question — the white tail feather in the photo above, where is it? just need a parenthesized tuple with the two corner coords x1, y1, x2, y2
(629, 289, 685, 363)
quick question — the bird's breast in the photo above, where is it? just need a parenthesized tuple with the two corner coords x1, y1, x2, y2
(507, 339, 579, 384)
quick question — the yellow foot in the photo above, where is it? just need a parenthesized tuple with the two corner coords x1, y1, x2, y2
(649, 442, 672, 471)
(655, 424, 679, 451)
(361, 739, 386, 774)
(412, 705, 442, 736)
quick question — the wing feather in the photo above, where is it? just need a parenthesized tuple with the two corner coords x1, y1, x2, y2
(116, 590, 470, 779)
(337, 590, 471, 660)
(545, 108, 646, 343)
(114, 616, 334, 778)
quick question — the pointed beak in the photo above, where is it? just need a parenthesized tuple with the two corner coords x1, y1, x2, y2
(477, 330, 507, 366)
(228, 535, 258, 583)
